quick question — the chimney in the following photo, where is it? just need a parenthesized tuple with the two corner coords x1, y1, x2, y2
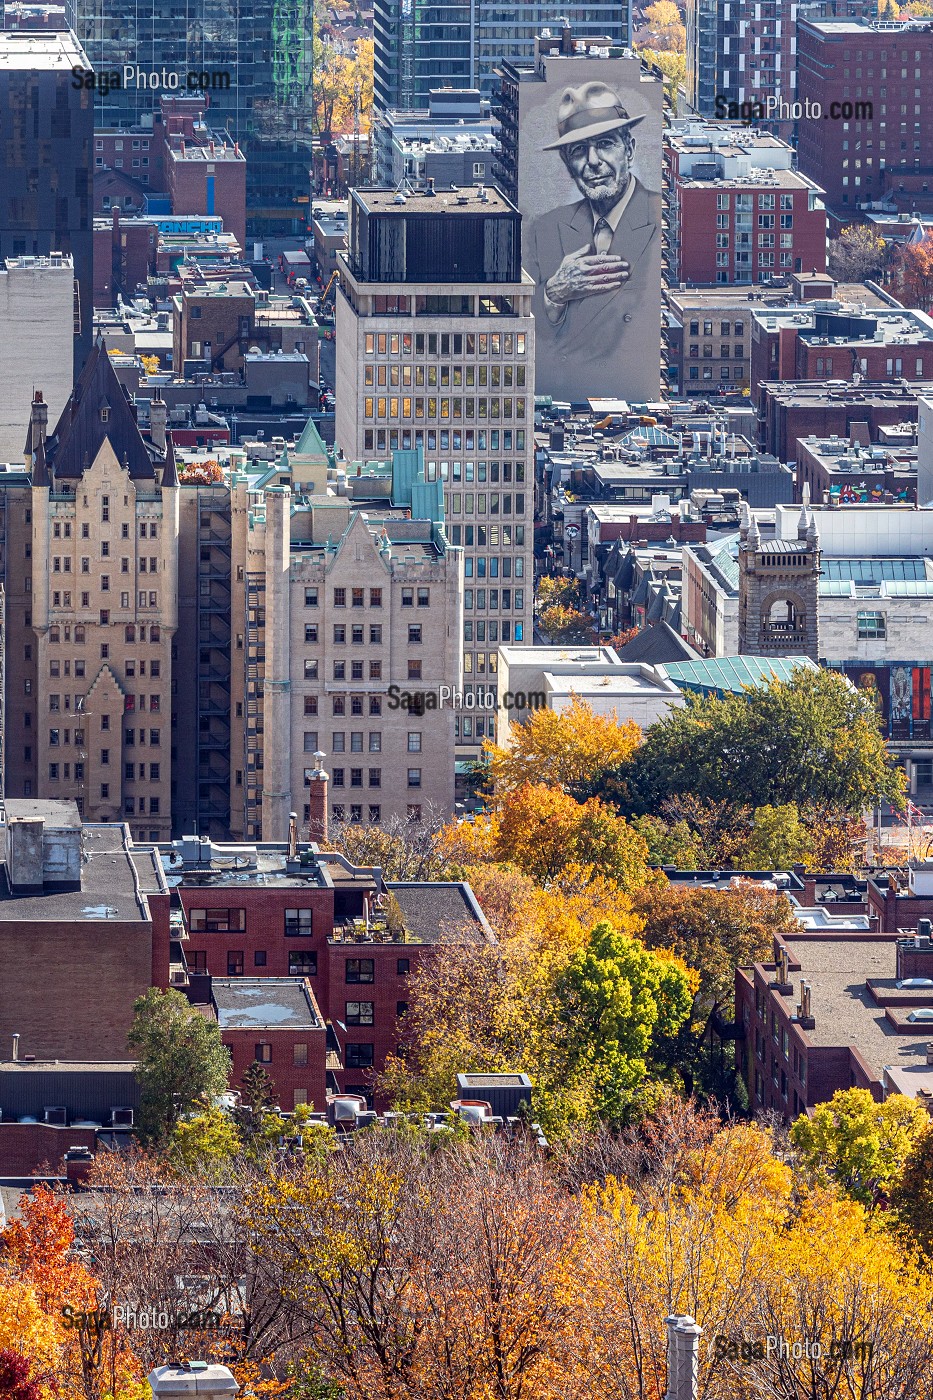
(150, 393, 167, 453)
(11, 1033, 19, 1061)
(287, 811, 298, 861)
(64, 1146, 94, 1189)
(29, 390, 48, 457)
(307, 752, 329, 844)
(664, 1315, 702, 1400)
(926, 1043, 933, 1067)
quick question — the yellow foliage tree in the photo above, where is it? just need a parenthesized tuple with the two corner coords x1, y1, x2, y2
(484, 695, 641, 798)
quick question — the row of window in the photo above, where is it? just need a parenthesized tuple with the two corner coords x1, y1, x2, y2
(52, 557, 159, 574)
(688, 320, 745, 337)
(48, 694, 160, 712)
(687, 366, 745, 381)
(48, 624, 160, 643)
(303, 732, 421, 753)
(364, 396, 526, 422)
(463, 587, 523, 611)
(364, 363, 526, 388)
(303, 695, 384, 717)
(688, 345, 745, 359)
(49, 592, 159, 610)
(447, 495, 526, 517)
(49, 517, 157, 539)
(49, 658, 160, 678)
(317, 623, 424, 645)
(364, 331, 526, 357)
(322, 586, 430, 608)
(715, 193, 795, 211)
(306, 660, 425, 682)
(464, 557, 524, 579)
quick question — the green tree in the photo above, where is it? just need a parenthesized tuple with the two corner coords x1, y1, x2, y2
(790, 1088, 929, 1207)
(127, 988, 232, 1144)
(168, 1099, 242, 1173)
(557, 921, 695, 1123)
(630, 814, 705, 870)
(620, 666, 905, 817)
(738, 802, 812, 871)
(890, 1123, 933, 1256)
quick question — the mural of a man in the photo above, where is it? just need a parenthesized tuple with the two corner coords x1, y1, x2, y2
(526, 80, 662, 399)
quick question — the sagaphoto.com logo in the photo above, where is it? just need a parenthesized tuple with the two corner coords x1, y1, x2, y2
(72, 66, 232, 96)
(714, 95, 873, 123)
(386, 685, 546, 716)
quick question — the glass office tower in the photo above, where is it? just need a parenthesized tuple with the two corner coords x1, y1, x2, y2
(62, 0, 314, 234)
(374, 0, 631, 110)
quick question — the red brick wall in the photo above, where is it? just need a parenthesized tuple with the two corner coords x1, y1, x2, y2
(222, 1024, 327, 1113)
(179, 886, 334, 982)
(326, 941, 424, 1105)
(0, 1123, 96, 1177)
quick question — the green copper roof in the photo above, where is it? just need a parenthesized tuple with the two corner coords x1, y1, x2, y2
(661, 656, 819, 698)
(293, 415, 332, 463)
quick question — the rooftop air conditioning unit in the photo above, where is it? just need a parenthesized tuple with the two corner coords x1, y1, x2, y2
(111, 1107, 134, 1127)
(43, 1106, 67, 1126)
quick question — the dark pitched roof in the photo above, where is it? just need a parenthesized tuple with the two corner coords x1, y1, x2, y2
(161, 432, 178, 487)
(614, 621, 700, 665)
(45, 340, 155, 482)
(32, 434, 49, 488)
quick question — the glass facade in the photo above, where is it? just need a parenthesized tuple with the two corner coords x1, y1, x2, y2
(66, 0, 314, 233)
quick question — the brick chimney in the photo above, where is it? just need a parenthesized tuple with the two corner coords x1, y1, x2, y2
(664, 1315, 702, 1400)
(307, 751, 329, 844)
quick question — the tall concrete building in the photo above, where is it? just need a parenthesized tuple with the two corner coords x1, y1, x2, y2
(0, 254, 75, 465)
(228, 447, 464, 840)
(373, 0, 631, 109)
(334, 185, 534, 758)
(8, 343, 179, 840)
(0, 25, 93, 373)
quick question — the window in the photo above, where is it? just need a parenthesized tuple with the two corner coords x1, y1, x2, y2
(285, 908, 313, 935)
(333, 588, 346, 607)
(189, 908, 246, 932)
(289, 951, 318, 976)
(346, 1001, 375, 1025)
(398, 958, 410, 975)
(227, 951, 244, 976)
(408, 624, 422, 644)
(255, 1042, 272, 1064)
(401, 587, 414, 607)
(370, 588, 382, 607)
(345, 957, 375, 983)
(408, 732, 422, 752)
(417, 587, 430, 606)
(408, 660, 422, 680)
(254, 951, 267, 967)
(346, 1043, 374, 1068)
(408, 768, 422, 787)
(857, 610, 886, 639)
(397, 1001, 409, 1018)
(305, 587, 319, 607)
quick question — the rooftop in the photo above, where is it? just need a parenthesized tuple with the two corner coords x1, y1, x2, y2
(385, 881, 493, 946)
(776, 936, 933, 1080)
(678, 168, 815, 191)
(0, 824, 158, 923)
(211, 978, 324, 1032)
(0, 27, 88, 68)
(353, 186, 515, 215)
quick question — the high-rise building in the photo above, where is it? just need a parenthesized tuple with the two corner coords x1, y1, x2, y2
(797, 17, 933, 216)
(373, 0, 631, 111)
(334, 185, 534, 760)
(0, 25, 93, 373)
(60, 0, 313, 236)
(0, 254, 75, 464)
(685, 0, 797, 133)
(14, 344, 179, 839)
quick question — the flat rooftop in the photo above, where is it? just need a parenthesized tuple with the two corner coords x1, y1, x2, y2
(0, 823, 157, 923)
(780, 936, 933, 1079)
(211, 977, 324, 1032)
(679, 169, 817, 191)
(354, 186, 515, 215)
(544, 669, 681, 698)
(0, 28, 88, 67)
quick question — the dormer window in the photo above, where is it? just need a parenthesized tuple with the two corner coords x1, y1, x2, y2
(100, 407, 110, 423)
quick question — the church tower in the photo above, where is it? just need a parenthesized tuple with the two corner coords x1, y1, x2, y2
(738, 502, 821, 660)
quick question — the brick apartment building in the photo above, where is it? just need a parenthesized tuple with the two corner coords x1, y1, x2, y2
(797, 18, 933, 216)
(736, 924, 933, 1120)
(664, 124, 827, 287)
(757, 380, 926, 462)
(750, 306, 933, 404)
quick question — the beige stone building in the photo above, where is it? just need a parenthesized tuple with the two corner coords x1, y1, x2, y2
(229, 454, 464, 841)
(12, 345, 178, 840)
(333, 187, 534, 760)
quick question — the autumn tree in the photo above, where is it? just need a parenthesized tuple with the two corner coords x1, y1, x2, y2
(828, 223, 886, 282)
(643, 0, 686, 50)
(737, 802, 812, 870)
(889, 1121, 933, 1255)
(484, 696, 641, 799)
(620, 666, 905, 817)
(898, 233, 933, 312)
(327, 805, 456, 880)
(492, 783, 652, 892)
(127, 987, 232, 1143)
(538, 601, 594, 643)
(790, 1087, 930, 1207)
